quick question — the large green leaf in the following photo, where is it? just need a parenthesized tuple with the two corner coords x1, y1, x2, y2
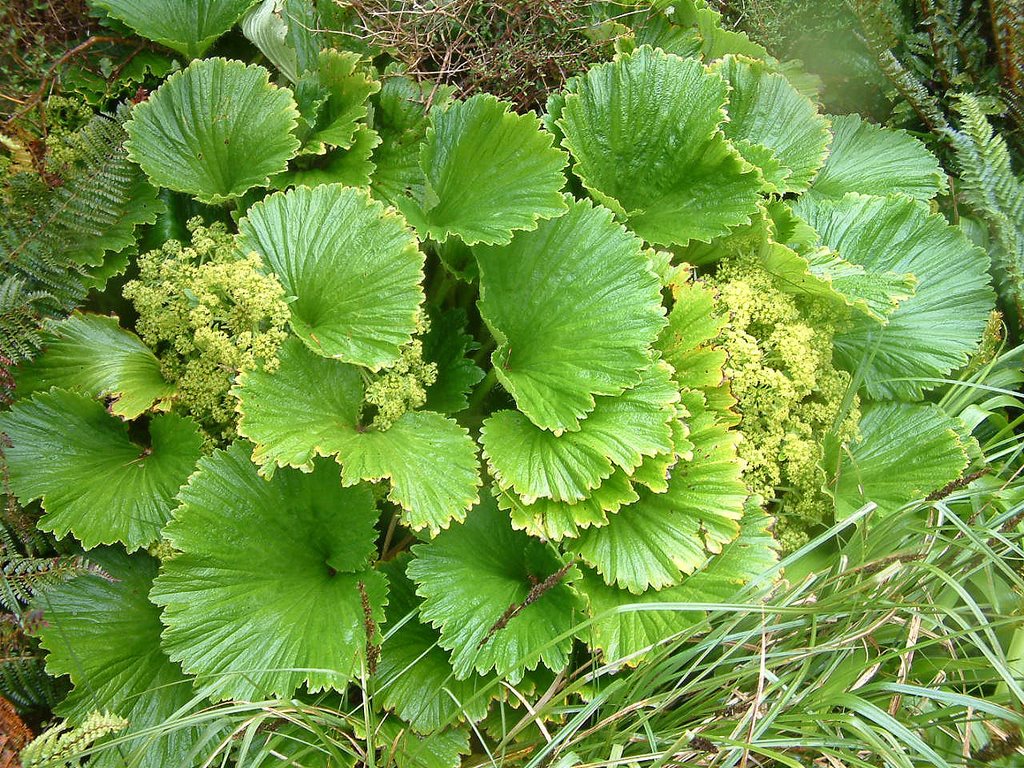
(151, 443, 386, 701)
(409, 94, 569, 245)
(407, 497, 582, 682)
(557, 45, 761, 246)
(90, 0, 255, 57)
(14, 313, 174, 420)
(481, 363, 679, 504)
(580, 507, 778, 663)
(375, 557, 493, 734)
(238, 184, 425, 370)
(809, 114, 947, 202)
(0, 390, 202, 551)
(126, 58, 300, 204)
(234, 337, 481, 534)
(793, 193, 994, 399)
(572, 390, 746, 593)
(713, 55, 830, 194)
(829, 402, 968, 521)
(32, 548, 204, 768)
(476, 197, 665, 432)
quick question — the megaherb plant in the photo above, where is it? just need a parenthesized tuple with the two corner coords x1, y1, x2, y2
(0, 0, 1001, 764)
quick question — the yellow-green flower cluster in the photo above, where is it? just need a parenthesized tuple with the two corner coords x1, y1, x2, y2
(124, 217, 290, 442)
(21, 710, 128, 768)
(364, 313, 438, 430)
(708, 257, 860, 552)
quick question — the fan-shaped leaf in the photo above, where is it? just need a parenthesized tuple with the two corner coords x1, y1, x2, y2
(497, 413, 691, 542)
(72, 173, 163, 267)
(90, 0, 256, 58)
(793, 193, 994, 399)
(238, 184, 424, 370)
(32, 548, 204, 768)
(273, 125, 381, 189)
(481, 363, 679, 504)
(557, 45, 761, 246)
(809, 114, 946, 201)
(234, 336, 480, 534)
(0, 390, 203, 551)
(311, 49, 381, 149)
(375, 557, 493, 734)
(572, 391, 745, 593)
(476, 197, 665, 433)
(657, 280, 728, 391)
(408, 94, 568, 245)
(580, 506, 777, 663)
(829, 402, 968, 521)
(151, 443, 386, 701)
(14, 313, 173, 420)
(497, 474, 638, 542)
(126, 58, 300, 204)
(713, 55, 830, 194)
(407, 497, 582, 682)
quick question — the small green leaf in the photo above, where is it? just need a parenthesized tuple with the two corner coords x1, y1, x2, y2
(422, 308, 485, 414)
(809, 114, 947, 201)
(375, 719, 471, 768)
(126, 58, 300, 204)
(32, 548, 204, 768)
(572, 391, 746, 593)
(481, 363, 679, 504)
(830, 402, 968, 521)
(657, 280, 728, 391)
(151, 443, 386, 701)
(313, 49, 381, 149)
(369, 70, 456, 210)
(14, 313, 174, 420)
(238, 184, 424, 370)
(713, 55, 830, 194)
(476, 197, 666, 432)
(408, 497, 582, 682)
(273, 126, 381, 189)
(558, 45, 761, 246)
(72, 173, 163, 267)
(0, 390, 202, 551)
(90, 0, 256, 58)
(338, 412, 482, 535)
(410, 94, 569, 245)
(234, 337, 481, 534)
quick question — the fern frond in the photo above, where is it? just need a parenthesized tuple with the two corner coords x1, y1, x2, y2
(848, 0, 951, 130)
(0, 555, 111, 615)
(0, 112, 142, 368)
(0, 646, 63, 712)
(949, 92, 1024, 323)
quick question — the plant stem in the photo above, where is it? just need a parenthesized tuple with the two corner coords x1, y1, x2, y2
(467, 366, 499, 414)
